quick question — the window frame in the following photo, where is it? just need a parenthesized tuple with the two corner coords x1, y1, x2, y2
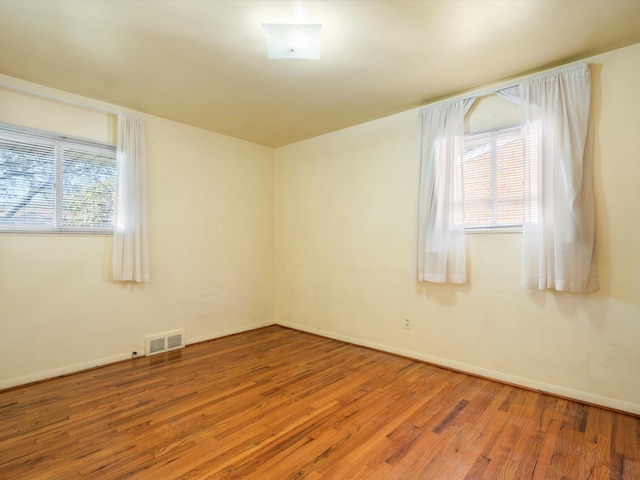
(0, 122, 117, 235)
(462, 124, 524, 233)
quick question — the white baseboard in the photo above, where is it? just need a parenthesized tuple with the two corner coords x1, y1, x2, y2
(0, 321, 274, 391)
(4, 320, 638, 416)
(187, 320, 273, 345)
(0, 352, 131, 391)
(276, 320, 640, 416)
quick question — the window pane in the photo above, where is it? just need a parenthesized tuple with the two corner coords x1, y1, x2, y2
(463, 138, 492, 226)
(463, 127, 523, 229)
(523, 127, 540, 224)
(496, 134, 523, 225)
(62, 147, 116, 228)
(0, 138, 55, 228)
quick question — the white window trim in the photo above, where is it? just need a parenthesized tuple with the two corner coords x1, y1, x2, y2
(465, 226, 522, 234)
(462, 124, 524, 233)
(0, 122, 116, 235)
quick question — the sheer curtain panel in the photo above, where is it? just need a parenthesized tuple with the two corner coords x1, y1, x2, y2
(113, 115, 149, 282)
(412, 98, 475, 284)
(517, 63, 598, 292)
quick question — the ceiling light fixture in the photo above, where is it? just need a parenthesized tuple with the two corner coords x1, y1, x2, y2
(261, 23, 322, 60)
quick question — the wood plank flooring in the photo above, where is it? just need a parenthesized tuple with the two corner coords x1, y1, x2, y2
(1, 325, 639, 479)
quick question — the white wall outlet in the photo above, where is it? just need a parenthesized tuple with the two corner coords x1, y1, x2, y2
(404, 318, 411, 329)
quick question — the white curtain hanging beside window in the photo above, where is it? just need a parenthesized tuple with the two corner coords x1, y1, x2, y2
(413, 62, 598, 292)
(113, 115, 149, 282)
(499, 62, 598, 292)
(411, 97, 475, 284)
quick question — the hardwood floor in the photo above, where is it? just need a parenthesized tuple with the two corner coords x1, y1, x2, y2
(1, 326, 639, 479)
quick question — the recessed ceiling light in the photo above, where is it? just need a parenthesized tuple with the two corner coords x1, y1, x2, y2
(261, 23, 322, 60)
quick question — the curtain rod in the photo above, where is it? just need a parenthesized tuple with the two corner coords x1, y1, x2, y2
(0, 81, 122, 117)
(425, 61, 588, 108)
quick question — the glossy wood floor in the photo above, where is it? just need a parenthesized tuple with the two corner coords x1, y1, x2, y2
(1, 326, 639, 479)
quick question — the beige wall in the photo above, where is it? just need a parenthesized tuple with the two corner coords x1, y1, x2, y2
(2, 43, 639, 414)
(0, 76, 275, 388)
(274, 43, 640, 414)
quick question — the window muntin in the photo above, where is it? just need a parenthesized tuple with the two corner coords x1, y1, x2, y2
(463, 126, 524, 229)
(0, 124, 116, 233)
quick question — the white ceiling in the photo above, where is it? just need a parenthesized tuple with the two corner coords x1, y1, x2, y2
(1, 0, 640, 147)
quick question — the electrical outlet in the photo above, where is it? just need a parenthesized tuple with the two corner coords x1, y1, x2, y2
(404, 318, 411, 329)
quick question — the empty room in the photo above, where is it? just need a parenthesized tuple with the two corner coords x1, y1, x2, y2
(1, 1, 639, 478)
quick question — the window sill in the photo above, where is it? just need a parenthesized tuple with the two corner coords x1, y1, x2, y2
(0, 229, 113, 237)
(464, 226, 522, 234)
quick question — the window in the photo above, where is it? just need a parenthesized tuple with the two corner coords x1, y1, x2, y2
(0, 123, 117, 233)
(462, 126, 525, 229)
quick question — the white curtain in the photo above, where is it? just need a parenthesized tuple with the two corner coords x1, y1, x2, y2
(412, 97, 475, 284)
(113, 115, 149, 282)
(500, 63, 598, 292)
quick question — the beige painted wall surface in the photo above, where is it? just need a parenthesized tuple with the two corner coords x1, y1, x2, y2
(2, 44, 639, 414)
(0, 76, 275, 388)
(274, 43, 640, 413)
